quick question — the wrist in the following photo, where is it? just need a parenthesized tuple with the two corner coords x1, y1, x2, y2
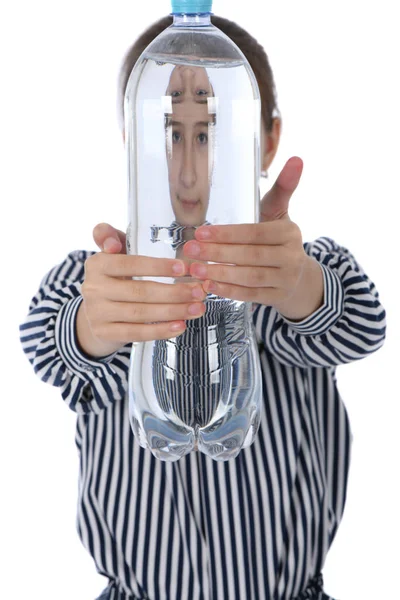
(275, 256, 324, 321)
(76, 302, 121, 359)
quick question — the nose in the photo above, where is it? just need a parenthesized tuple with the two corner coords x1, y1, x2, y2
(180, 144, 197, 188)
(180, 66, 195, 84)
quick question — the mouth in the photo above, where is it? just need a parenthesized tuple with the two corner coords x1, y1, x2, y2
(179, 198, 200, 209)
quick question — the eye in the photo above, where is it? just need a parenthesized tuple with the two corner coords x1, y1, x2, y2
(172, 131, 182, 143)
(196, 89, 209, 96)
(197, 132, 208, 145)
(171, 90, 182, 98)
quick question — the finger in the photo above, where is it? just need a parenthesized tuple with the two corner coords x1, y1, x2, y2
(93, 223, 127, 254)
(86, 252, 188, 278)
(100, 300, 206, 324)
(192, 220, 297, 247)
(190, 263, 281, 287)
(184, 240, 289, 267)
(99, 278, 207, 303)
(100, 320, 189, 343)
(260, 156, 303, 222)
(202, 280, 283, 305)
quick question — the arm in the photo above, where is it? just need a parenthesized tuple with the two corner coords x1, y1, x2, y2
(19, 251, 131, 414)
(20, 234, 208, 414)
(182, 158, 386, 369)
(253, 237, 386, 368)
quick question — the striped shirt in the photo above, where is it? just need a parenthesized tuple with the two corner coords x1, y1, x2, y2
(19, 237, 386, 600)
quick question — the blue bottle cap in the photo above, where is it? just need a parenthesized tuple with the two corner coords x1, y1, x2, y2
(171, 0, 212, 13)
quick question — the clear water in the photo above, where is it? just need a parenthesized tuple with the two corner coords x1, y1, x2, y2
(126, 51, 263, 461)
(128, 297, 262, 461)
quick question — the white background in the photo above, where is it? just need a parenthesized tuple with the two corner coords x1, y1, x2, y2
(1, 0, 399, 598)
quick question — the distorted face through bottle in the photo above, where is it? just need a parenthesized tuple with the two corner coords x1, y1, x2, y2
(164, 65, 215, 228)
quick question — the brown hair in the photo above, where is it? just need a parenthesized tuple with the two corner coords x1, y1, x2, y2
(118, 15, 279, 132)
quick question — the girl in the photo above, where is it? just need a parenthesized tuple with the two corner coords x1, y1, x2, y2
(20, 15, 386, 600)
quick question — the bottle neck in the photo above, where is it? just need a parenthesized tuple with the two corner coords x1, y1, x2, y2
(172, 13, 211, 27)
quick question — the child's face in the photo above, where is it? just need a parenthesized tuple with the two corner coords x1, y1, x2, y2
(165, 65, 214, 226)
(123, 65, 275, 221)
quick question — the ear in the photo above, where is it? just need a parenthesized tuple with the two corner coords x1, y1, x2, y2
(261, 117, 281, 173)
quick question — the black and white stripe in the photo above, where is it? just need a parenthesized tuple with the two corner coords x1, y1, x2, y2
(151, 297, 255, 431)
(20, 238, 386, 600)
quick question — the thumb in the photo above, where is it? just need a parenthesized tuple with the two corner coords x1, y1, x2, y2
(260, 156, 303, 222)
(93, 222, 127, 254)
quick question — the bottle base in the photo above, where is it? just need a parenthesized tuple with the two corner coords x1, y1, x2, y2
(130, 413, 195, 462)
(197, 408, 260, 460)
(131, 405, 261, 461)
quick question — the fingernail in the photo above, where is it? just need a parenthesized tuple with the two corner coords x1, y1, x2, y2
(185, 242, 201, 257)
(170, 321, 185, 331)
(188, 303, 203, 316)
(172, 261, 185, 275)
(192, 286, 204, 300)
(191, 264, 207, 278)
(196, 227, 211, 240)
(103, 237, 120, 252)
(206, 280, 217, 292)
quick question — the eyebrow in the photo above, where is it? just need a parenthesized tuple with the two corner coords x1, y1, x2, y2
(168, 120, 215, 127)
(171, 97, 209, 105)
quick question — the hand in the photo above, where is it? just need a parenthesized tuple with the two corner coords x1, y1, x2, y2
(76, 223, 207, 358)
(183, 157, 324, 321)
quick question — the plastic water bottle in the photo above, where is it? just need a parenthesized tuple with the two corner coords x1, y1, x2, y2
(125, 0, 263, 461)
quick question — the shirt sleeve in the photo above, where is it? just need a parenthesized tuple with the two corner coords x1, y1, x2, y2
(19, 250, 131, 414)
(253, 237, 386, 368)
